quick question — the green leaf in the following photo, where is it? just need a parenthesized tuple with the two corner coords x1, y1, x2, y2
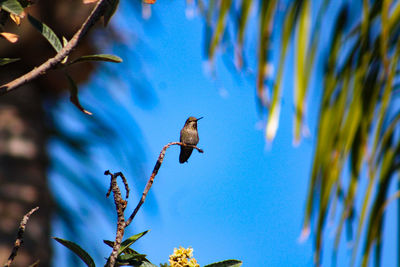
(104, 238, 156, 267)
(103, 240, 114, 248)
(64, 72, 92, 115)
(117, 253, 148, 261)
(116, 254, 157, 267)
(28, 14, 63, 53)
(52, 237, 95, 267)
(256, 0, 277, 99)
(0, 0, 24, 16)
(103, 0, 119, 27)
(118, 230, 149, 255)
(329, 66, 356, 264)
(207, 0, 232, 61)
(0, 57, 20, 66)
(103, 240, 138, 254)
(68, 54, 123, 65)
(265, 1, 295, 141)
(203, 0, 216, 59)
(380, 0, 390, 73)
(204, 259, 242, 267)
(293, 0, 310, 143)
(235, 0, 252, 69)
(302, 4, 349, 254)
(388, 1, 400, 32)
(361, 146, 396, 266)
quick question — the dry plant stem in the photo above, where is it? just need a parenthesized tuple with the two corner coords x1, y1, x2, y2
(4, 207, 39, 267)
(125, 142, 203, 227)
(0, 0, 110, 95)
(103, 143, 202, 266)
(104, 170, 129, 267)
(106, 171, 130, 199)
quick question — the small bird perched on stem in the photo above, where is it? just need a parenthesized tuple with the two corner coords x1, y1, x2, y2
(179, 116, 203, 163)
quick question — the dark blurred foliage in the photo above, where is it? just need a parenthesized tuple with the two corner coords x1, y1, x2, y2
(0, 0, 157, 266)
(0, 1, 97, 266)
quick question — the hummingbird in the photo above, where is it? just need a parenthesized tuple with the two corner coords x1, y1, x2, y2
(179, 116, 203, 163)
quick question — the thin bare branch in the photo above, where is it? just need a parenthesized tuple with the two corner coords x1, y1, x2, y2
(104, 170, 128, 267)
(125, 142, 203, 227)
(4, 207, 39, 267)
(103, 142, 202, 266)
(0, 0, 111, 95)
(115, 171, 129, 199)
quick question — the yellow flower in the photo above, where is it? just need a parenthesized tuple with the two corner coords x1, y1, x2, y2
(188, 258, 199, 267)
(168, 246, 199, 267)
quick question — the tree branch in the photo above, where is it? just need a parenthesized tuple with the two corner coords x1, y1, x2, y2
(0, 0, 110, 95)
(3, 207, 39, 267)
(103, 142, 202, 266)
(104, 170, 129, 267)
(125, 142, 203, 227)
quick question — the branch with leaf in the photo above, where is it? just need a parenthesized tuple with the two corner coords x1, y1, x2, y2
(0, 0, 129, 114)
(52, 142, 241, 267)
(2, 141, 241, 266)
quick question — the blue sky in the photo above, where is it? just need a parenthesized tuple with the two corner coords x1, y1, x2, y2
(106, 1, 314, 266)
(49, 1, 398, 266)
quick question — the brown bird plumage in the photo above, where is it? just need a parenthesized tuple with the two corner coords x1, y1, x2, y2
(179, 116, 202, 163)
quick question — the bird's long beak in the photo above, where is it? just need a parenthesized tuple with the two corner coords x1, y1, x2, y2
(196, 117, 203, 121)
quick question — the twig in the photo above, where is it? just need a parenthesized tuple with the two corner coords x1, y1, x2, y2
(106, 171, 129, 199)
(103, 142, 203, 266)
(0, 0, 110, 95)
(104, 170, 129, 267)
(4, 207, 39, 267)
(125, 142, 203, 227)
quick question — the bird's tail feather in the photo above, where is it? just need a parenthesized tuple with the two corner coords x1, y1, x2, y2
(179, 147, 193, 163)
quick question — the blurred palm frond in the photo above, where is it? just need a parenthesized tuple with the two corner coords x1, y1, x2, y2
(197, 0, 400, 265)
